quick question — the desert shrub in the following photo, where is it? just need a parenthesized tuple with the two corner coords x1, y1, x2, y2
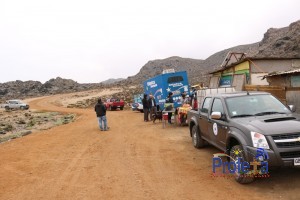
(27, 119, 36, 127)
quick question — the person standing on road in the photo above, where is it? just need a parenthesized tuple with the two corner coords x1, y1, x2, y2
(148, 94, 157, 120)
(166, 92, 174, 124)
(95, 98, 109, 131)
(142, 94, 149, 122)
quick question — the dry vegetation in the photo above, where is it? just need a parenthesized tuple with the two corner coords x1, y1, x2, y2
(0, 109, 75, 143)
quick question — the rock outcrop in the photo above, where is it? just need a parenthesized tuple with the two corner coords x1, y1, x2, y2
(258, 20, 300, 58)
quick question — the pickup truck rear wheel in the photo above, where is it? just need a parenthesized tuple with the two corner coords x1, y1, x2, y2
(120, 107, 124, 110)
(109, 106, 113, 111)
(5, 106, 10, 111)
(20, 106, 25, 110)
(230, 145, 255, 184)
(192, 125, 204, 149)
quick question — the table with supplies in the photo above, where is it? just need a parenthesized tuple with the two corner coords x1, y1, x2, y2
(162, 103, 175, 128)
(177, 104, 192, 125)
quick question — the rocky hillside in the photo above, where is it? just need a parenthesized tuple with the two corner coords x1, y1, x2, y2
(0, 77, 103, 101)
(258, 20, 300, 58)
(122, 56, 204, 85)
(120, 43, 259, 86)
(101, 78, 124, 85)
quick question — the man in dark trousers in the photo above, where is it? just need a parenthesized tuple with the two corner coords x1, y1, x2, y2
(148, 94, 157, 120)
(95, 98, 109, 131)
(142, 94, 149, 122)
(166, 92, 174, 124)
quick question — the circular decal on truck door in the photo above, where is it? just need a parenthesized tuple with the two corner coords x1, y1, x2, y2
(213, 123, 218, 136)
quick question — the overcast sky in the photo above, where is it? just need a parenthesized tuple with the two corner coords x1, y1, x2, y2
(0, 0, 299, 83)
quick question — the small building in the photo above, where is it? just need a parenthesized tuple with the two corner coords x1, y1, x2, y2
(209, 53, 300, 90)
(208, 53, 300, 111)
(263, 69, 300, 112)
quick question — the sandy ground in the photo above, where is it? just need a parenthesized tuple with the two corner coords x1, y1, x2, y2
(1, 94, 300, 200)
(57, 88, 123, 107)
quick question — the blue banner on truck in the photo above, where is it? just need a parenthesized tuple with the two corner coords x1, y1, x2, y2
(143, 71, 190, 109)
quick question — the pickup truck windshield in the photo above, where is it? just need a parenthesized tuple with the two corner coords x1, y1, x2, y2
(225, 94, 291, 118)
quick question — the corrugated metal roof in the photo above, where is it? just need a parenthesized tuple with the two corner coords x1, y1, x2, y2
(264, 68, 300, 78)
(209, 57, 300, 74)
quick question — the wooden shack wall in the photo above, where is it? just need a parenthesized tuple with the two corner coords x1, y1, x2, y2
(250, 60, 294, 73)
(266, 76, 291, 87)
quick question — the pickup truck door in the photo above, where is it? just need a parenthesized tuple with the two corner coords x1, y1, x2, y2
(207, 98, 228, 151)
(198, 97, 212, 141)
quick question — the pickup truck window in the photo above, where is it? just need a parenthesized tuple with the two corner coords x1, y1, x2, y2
(211, 98, 224, 115)
(201, 97, 211, 113)
(226, 94, 290, 118)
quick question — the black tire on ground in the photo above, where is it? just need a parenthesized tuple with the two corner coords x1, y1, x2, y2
(20, 106, 25, 110)
(109, 106, 113, 111)
(230, 145, 255, 184)
(191, 125, 205, 149)
(120, 107, 124, 110)
(5, 106, 10, 111)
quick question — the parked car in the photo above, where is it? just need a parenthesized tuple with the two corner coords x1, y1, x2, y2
(1, 99, 29, 110)
(131, 102, 143, 112)
(187, 91, 299, 184)
(104, 98, 124, 111)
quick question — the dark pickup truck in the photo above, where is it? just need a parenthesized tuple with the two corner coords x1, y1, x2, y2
(187, 91, 300, 183)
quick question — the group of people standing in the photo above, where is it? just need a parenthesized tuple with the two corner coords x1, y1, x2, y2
(142, 92, 175, 124)
(142, 94, 158, 122)
(94, 88, 198, 130)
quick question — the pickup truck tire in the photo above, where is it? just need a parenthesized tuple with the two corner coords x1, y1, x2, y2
(5, 106, 10, 111)
(109, 106, 113, 111)
(230, 145, 255, 184)
(20, 106, 25, 110)
(192, 125, 205, 149)
(120, 107, 124, 110)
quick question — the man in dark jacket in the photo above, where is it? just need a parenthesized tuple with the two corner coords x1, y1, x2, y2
(166, 92, 174, 124)
(95, 98, 109, 131)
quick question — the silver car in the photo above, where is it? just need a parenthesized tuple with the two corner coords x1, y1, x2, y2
(2, 99, 30, 110)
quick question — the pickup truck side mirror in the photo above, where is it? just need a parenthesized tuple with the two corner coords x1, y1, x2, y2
(289, 105, 296, 113)
(211, 112, 227, 121)
(211, 112, 222, 120)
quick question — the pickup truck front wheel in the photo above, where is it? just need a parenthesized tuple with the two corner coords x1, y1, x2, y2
(192, 125, 204, 149)
(5, 106, 10, 111)
(230, 145, 255, 184)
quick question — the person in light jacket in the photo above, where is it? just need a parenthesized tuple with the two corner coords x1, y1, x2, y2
(148, 94, 157, 120)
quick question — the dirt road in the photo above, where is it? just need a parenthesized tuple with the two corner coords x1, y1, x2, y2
(1, 95, 300, 200)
